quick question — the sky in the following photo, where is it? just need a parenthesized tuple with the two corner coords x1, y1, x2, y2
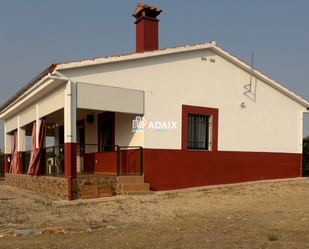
(0, 0, 308, 151)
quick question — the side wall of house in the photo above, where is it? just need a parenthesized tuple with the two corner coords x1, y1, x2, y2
(63, 49, 305, 153)
(60, 49, 306, 189)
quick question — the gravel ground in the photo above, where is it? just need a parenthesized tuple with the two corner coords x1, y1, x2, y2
(0, 178, 309, 248)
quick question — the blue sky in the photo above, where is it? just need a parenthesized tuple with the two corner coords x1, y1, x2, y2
(0, 0, 308, 150)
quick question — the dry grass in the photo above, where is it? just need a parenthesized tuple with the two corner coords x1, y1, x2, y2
(0, 179, 309, 248)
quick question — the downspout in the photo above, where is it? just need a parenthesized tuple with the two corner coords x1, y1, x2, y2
(49, 72, 74, 200)
(67, 79, 73, 201)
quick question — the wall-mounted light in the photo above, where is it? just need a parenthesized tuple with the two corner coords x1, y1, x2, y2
(241, 102, 246, 108)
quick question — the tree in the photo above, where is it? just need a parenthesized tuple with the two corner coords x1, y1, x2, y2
(303, 136, 309, 177)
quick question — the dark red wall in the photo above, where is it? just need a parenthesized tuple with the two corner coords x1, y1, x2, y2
(120, 149, 140, 174)
(84, 153, 95, 172)
(94, 152, 117, 174)
(143, 149, 302, 191)
(92, 149, 140, 174)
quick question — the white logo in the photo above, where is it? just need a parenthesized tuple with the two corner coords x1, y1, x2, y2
(132, 116, 147, 132)
(132, 116, 177, 133)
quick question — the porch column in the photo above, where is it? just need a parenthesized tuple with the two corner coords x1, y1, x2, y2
(36, 105, 39, 148)
(17, 120, 26, 174)
(64, 80, 77, 198)
(4, 124, 11, 174)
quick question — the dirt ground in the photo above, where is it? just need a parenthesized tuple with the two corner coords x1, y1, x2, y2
(0, 178, 309, 249)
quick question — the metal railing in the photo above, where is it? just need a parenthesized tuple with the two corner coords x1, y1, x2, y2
(77, 144, 143, 176)
(44, 145, 65, 176)
(5, 144, 143, 177)
(116, 145, 143, 176)
(21, 150, 31, 174)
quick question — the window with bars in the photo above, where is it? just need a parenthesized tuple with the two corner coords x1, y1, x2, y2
(187, 114, 212, 150)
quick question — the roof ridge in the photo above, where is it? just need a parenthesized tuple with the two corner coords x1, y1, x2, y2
(42, 41, 216, 73)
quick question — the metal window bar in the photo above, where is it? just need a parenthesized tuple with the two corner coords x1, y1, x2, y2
(187, 114, 210, 150)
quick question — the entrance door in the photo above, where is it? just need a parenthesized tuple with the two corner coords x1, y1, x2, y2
(99, 118, 113, 152)
(77, 125, 85, 172)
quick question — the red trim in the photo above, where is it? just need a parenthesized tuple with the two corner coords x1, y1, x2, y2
(64, 142, 76, 201)
(144, 149, 302, 191)
(299, 153, 303, 176)
(98, 112, 115, 151)
(4, 154, 8, 173)
(64, 143, 77, 179)
(182, 105, 218, 151)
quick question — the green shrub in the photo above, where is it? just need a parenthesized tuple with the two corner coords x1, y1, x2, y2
(0, 153, 4, 177)
(303, 136, 309, 177)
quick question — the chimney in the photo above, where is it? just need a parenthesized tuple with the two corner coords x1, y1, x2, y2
(133, 3, 162, 53)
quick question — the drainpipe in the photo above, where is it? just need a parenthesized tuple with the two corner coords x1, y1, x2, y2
(67, 80, 73, 201)
(49, 72, 74, 200)
(49, 72, 75, 200)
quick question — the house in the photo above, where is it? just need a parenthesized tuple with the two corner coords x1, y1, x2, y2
(1, 3, 309, 200)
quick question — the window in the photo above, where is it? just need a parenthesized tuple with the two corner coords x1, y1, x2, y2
(182, 105, 218, 151)
(187, 114, 212, 150)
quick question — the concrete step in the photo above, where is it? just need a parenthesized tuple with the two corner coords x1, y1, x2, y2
(117, 176, 144, 184)
(122, 183, 150, 192)
(125, 191, 154, 196)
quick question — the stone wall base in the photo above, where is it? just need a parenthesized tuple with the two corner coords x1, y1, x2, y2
(5, 174, 119, 200)
(5, 174, 69, 200)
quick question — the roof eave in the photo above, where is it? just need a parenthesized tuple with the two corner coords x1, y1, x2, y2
(54, 41, 217, 71)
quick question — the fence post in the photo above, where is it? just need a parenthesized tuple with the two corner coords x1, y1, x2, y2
(139, 147, 143, 176)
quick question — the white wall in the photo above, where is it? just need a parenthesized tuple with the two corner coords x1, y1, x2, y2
(84, 115, 98, 146)
(115, 113, 144, 147)
(61, 49, 306, 153)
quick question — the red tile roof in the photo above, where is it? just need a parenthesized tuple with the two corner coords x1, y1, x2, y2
(136, 3, 162, 13)
(132, 3, 162, 17)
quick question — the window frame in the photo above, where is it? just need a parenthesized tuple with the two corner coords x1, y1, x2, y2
(182, 105, 218, 151)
